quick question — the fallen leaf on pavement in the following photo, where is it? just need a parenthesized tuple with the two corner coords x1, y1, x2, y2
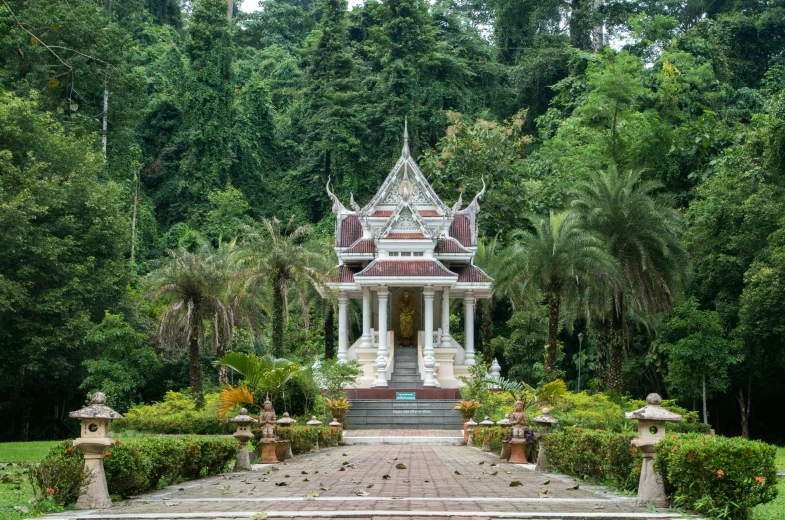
(395, 463, 406, 469)
(509, 481, 522, 487)
(382, 475, 391, 480)
(454, 470, 462, 475)
(489, 471, 498, 476)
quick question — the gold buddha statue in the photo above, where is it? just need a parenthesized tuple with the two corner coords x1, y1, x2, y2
(399, 290, 415, 342)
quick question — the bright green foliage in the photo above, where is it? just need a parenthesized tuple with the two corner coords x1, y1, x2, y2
(655, 434, 778, 520)
(268, 424, 341, 455)
(112, 391, 233, 435)
(494, 212, 616, 377)
(176, 0, 234, 220)
(0, 93, 130, 440)
(81, 312, 162, 413)
(28, 436, 237, 504)
(421, 111, 535, 236)
(316, 359, 362, 400)
(658, 298, 739, 422)
(472, 425, 513, 453)
(544, 427, 640, 490)
(570, 168, 687, 392)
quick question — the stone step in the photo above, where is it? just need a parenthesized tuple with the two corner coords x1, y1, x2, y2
(388, 381, 424, 389)
(349, 400, 461, 410)
(389, 375, 421, 383)
(346, 399, 464, 429)
(394, 361, 418, 369)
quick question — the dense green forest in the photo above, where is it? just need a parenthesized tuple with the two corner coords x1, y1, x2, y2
(1, 0, 784, 442)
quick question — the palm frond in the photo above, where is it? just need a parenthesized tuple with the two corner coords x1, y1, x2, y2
(218, 384, 256, 418)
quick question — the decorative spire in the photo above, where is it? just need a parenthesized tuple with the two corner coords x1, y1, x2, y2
(402, 117, 410, 158)
(464, 176, 486, 215)
(326, 176, 348, 216)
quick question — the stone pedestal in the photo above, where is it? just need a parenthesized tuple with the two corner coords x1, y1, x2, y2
(69, 393, 122, 510)
(75, 449, 112, 510)
(275, 440, 290, 462)
(533, 408, 558, 472)
(259, 439, 278, 464)
(230, 408, 257, 471)
(626, 393, 682, 509)
(500, 440, 511, 460)
(636, 448, 668, 507)
(508, 440, 529, 464)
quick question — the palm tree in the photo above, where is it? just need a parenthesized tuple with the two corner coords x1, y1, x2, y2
(495, 212, 616, 378)
(215, 352, 303, 416)
(241, 217, 329, 357)
(474, 237, 502, 353)
(570, 168, 687, 392)
(148, 242, 236, 401)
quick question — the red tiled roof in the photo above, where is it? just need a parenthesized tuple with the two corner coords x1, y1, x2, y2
(338, 215, 361, 247)
(435, 238, 471, 254)
(372, 210, 393, 217)
(345, 238, 377, 254)
(356, 260, 456, 278)
(418, 210, 441, 217)
(385, 233, 427, 239)
(449, 214, 472, 246)
(328, 265, 359, 283)
(454, 265, 492, 283)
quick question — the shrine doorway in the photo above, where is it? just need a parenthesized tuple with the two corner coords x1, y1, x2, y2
(390, 287, 421, 347)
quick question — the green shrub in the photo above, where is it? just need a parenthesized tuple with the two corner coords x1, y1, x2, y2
(112, 391, 233, 435)
(28, 436, 238, 504)
(25, 441, 87, 506)
(473, 426, 511, 453)
(270, 425, 340, 455)
(654, 433, 778, 520)
(544, 427, 639, 491)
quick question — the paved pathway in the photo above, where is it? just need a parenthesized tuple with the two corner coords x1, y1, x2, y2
(44, 445, 682, 520)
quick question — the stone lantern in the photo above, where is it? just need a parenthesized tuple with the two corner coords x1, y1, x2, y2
(229, 408, 256, 471)
(497, 414, 512, 460)
(329, 418, 342, 447)
(69, 392, 122, 510)
(465, 418, 478, 447)
(276, 412, 296, 460)
(479, 416, 494, 452)
(533, 408, 558, 472)
(625, 393, 682, 508)
(306, 416, 322, 453)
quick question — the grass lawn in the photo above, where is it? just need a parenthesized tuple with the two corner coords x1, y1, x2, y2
(0, 441, 65, 520)
(751, 446, 785, 520)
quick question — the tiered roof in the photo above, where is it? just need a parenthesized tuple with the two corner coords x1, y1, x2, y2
(326, 121, 491, 290)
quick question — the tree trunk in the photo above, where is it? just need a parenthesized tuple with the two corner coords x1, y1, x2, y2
(216, 341, 227, 385)
(324, 306, 335, 359)
(130, 170, 139, 272)
(702, 374, 708, 425)
(272, 276, 285, 358)
(189, 330, 203, 406)
(736, 383, 751, 439)
(480, 299, 493, 353)
(607, 293, 624, 393)
(544, 290, 561, 378)
(227, 0, 233, 20)
(592, 0, 603, 51)
(102, 82, 109, 156)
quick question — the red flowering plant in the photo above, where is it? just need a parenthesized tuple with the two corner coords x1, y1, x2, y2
(654, 433, 777, 520)
(24, 441, 86, 507)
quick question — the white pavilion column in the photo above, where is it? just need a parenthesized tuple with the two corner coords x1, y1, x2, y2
(440, 286, 452, 348)
(374, 287, 389, 387)
(360, 286, 372, 349)
(337, 291, 349, 363)
(464, 291, 476, 365)
(423, 287, 436, 387)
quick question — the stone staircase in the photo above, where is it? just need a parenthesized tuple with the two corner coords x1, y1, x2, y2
(345, 400, 464, 430)
(388, 347, 422, 389)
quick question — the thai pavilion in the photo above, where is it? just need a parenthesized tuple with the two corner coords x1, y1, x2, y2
(325, 123, 492, 389)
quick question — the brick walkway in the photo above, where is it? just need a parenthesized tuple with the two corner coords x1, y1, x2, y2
(44, 445, 682, 520)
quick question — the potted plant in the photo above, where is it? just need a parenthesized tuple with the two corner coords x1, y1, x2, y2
(455, 400, 481, 422)
(316, 359, 362, 426)
(324, 397, 351, 424)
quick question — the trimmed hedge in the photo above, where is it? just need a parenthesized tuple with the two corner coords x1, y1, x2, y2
(27, 436, 238, 505)
(654, 433, 778, 520)
(543, 428, 778, 519)
(112, 391, 233, 435)
(265, 425, 341, 455)
(543, 427, 639, 491)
